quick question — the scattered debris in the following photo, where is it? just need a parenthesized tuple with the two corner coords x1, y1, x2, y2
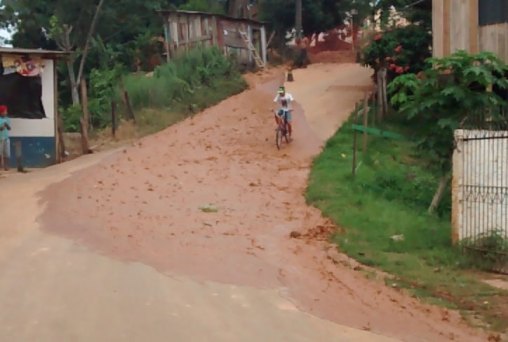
(289, 231, 302, 239)
(199, 204, 219, 213)
(488, 333, 502, 342)
(390, 234, 405, 242)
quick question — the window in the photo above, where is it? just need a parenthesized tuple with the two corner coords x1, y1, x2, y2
(0, 57, 46, 119)
(479, 0, 508, 26)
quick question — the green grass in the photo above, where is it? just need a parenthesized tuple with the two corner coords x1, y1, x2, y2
(124, 46, 246, 111)
(306, 115, 508, 332)
(90, 47, 247, 139)
(64, 47, 246, 134)
(134, 77, 246, 136)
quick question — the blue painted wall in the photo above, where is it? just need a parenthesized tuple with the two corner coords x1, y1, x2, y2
(6, 137, 56, 168)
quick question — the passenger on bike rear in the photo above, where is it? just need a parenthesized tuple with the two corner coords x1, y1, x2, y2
(273, 86, 294, 139)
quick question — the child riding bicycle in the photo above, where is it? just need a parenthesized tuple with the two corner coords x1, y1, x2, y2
(273, 86, 294, 139)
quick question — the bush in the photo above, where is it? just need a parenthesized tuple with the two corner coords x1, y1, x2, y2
(61, 66, 123, 132)
(62, 104, 83, 133)
(461, 231, 508, 271)
(388, 51, 508, 172)
(124, 46, 244, 110)
(88, 65, 123, 129)
(62, 46, 246, 132)
(360, 25, 431, 81)
(179, 0, 225, 14)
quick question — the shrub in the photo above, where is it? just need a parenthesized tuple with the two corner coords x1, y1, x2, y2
(62, 104, 83, 133)
(124, 46, 243, 110)
(62, 46, 245, 132)
(88, 65, 123, 129)
(360, 25, 431, 82)
(461, 230, 508, 271)
(388, 51, 508, 172)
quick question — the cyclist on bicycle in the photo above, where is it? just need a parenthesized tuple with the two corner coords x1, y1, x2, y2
(273, 86, 294, 139)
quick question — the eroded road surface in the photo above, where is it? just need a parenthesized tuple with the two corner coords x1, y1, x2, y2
(0, 64, 487, 341)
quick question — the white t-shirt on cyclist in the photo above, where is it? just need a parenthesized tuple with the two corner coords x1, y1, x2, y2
(274, 93, 294, 110)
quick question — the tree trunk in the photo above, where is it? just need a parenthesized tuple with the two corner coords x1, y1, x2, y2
(56, 25, 80, 106)
(295, 0, 303, 39)
(381, 68, 387, 115)
(228, 0, 248, 18)
(227, 0, 237, 16)
(376, 71, 383, 121)
(79, 117, 91, 154)
(67, 58, 80, 106)
(428, 173, 451, 215)
(80, 78, 90, 131)
(74, 0, 106, 96)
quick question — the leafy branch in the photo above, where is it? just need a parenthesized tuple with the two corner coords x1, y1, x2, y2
(388, 51, 508, 213)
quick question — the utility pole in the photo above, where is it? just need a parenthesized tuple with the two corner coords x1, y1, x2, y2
(228, 0, 249, 18)
(295, 0, 303, 39)
(351, 9, 358, 54)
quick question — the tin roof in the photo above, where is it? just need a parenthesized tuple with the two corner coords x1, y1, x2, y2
(0, 47, 69, 58)
(157, 9, 266, 26)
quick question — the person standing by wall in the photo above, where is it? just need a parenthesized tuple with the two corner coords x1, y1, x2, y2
(0, 105, 12, 170)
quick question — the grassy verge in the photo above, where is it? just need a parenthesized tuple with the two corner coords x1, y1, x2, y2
(88, 47, 247, 144)
(306, 112, 508, 332)
(123, 47, 246, 136)
(133, 77, 247, 136)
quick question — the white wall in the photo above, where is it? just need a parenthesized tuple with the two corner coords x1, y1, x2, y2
(10, 59, 55, 138)
(452, 129, 508, 241)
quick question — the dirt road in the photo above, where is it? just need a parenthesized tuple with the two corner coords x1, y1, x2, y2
(0, 64, 487, 341)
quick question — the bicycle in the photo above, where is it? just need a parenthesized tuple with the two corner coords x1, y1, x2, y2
(275, 109, 291, 150)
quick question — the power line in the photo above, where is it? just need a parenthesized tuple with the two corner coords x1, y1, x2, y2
(404, 0, 426, 8)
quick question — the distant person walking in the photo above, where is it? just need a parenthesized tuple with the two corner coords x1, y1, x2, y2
(294, 36, 310, 68)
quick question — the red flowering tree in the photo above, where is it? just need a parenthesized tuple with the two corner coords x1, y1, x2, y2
(360, 25, 431, 82)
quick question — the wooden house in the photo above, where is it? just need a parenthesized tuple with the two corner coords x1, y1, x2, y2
(433, 0, 508, 62)
(158, 10, 267, 68)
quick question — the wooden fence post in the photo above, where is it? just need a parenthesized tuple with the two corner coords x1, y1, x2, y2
(15, 140, 24, 172)
(80, 78, 90, 132)
(381, 68, 388, 116)
(376, 71, 383, 121)
(119, 79, 136, 123)
(376, 68, 388, 121)
(352, 103, 359, 177)
(123, 90, 136, 122)
(57, 114, 66, 162)
(79, 78, 92, 154)
(0, 140, 4, 170)
(80, 118, 91, 154)
(362, 93, 369, 154)
(111, 100, 116, 138)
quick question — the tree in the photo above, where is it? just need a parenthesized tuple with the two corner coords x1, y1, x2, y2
(226, 0, 248, 17)
(372, 0, 431, 30)
(181, 0, 226, 13)
(295, 0, 303, 39)
(361, 24, 432, 79)
(49, 0, 106, 105)
(259, 0, 345, 44)
(0, 0, 191, 104)
(388, 51, 508, 213)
